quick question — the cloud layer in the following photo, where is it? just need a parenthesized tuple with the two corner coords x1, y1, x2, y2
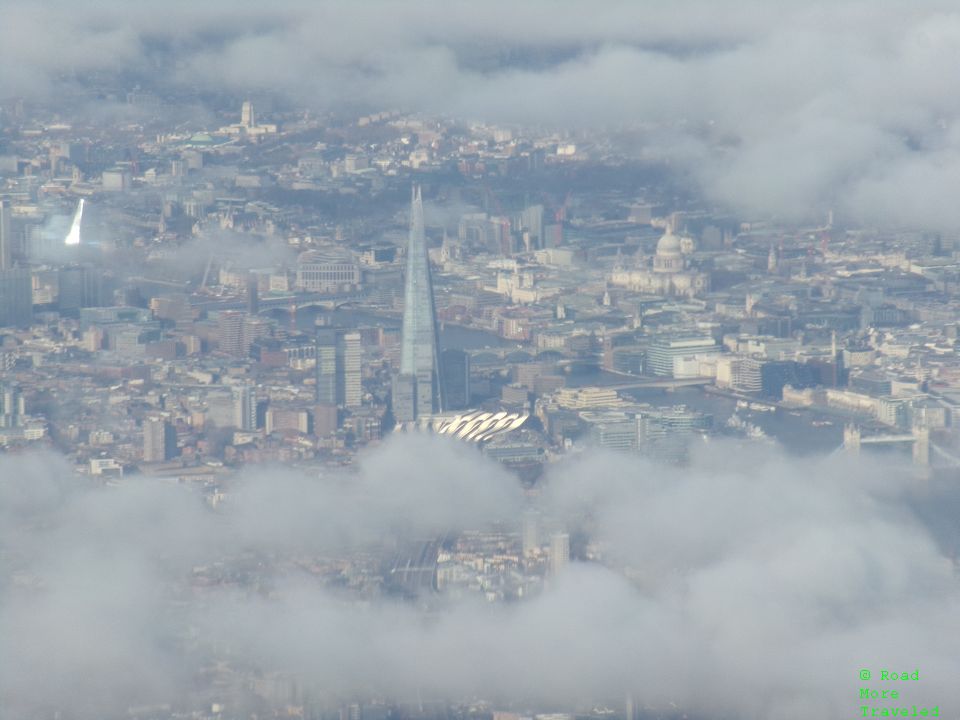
(2, 437, 959, 718)
(6, 1, 960, 228)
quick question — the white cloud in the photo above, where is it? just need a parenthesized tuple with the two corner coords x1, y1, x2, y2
(2, 439, 959, 717)
(6, 1, 960, 228)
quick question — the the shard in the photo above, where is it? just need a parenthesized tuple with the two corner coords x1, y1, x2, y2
(397, 185, 442, 419)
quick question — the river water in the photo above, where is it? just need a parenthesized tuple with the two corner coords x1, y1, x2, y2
(294, 307, 844, 455)
(295, 307, 516, 351)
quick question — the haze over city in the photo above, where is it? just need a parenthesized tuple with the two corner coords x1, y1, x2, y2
(2, 2, 960, 719)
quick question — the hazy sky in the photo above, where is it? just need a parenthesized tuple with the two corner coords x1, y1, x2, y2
(5, 1, 960, 229)
(2, 437, 958, 717)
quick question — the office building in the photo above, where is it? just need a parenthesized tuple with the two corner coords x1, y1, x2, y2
(0, 269, 33, 328)
(638, 406, 712, 463)
(102, 168, 132, 192)
(440, 348, 470, 410)
(520, 204, 544, 249)
(522, 509, 541, 557)
(610, 347, 645, 375)
(295, 249, 360, 292)
(550, 532, 570, 575)
(58, 265, 104, 314)
(760, 360, 819, 399)
(0, 199, 11, 270)
(732, 357, 763, 394)
(583, 411, 639, 452)
(265, 408, 311, 435)
(398, 185, 442, 418)
(206, 391, 235, 427)
(313, 403, 338, 438)
(645, 336, 718, 377)
(242, 316, 272, 355)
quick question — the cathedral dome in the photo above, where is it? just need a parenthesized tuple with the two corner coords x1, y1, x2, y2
(656, 230, 682, 256)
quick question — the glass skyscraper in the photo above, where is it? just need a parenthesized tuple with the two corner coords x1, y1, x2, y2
(397, 185, 442, 419)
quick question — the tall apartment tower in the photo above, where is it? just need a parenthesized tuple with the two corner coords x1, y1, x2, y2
(217, 311, 246, 357)
(520, 204, 544, 249)
(315, 329, 337, 406)
(316, 328, 362, 408)
(232, 384, 257, 430)
(241, 100, 255, 129)
(338, 330, 361, 408)
(143, 415, 177, 462)
(397, 185, 442, 419)
(0, 382, 24, 428)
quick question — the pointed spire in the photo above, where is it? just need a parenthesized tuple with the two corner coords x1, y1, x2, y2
(399, 183, 443, 417)
(410, 184, 425, 246)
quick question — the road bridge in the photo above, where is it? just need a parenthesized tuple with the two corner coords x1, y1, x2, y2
(189, 291, 365, 313)
(840, 424, 960, 471)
